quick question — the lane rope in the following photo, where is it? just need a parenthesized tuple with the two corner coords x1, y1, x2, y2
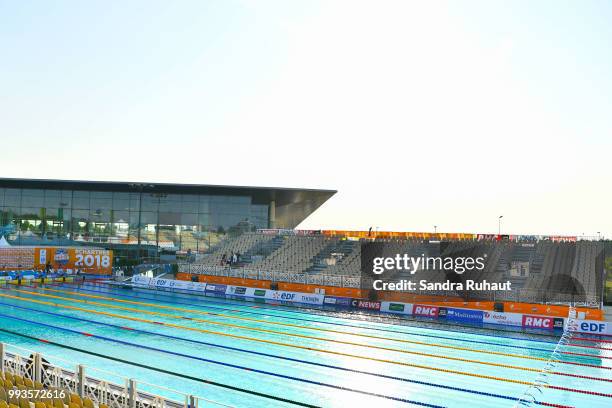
(7, 286, 608, 369)
(0, 315, 444, 408)
(87, 281, 568, 343)
(1, 289, 610, 396)
(49, 283, 604, 354)
(3, 300, 609, 385)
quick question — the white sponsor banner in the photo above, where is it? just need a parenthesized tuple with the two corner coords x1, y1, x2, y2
(131, 275, 152, 286)
(266, 290, 324, 305)
(482, 311, 523, 326)
(131, 276, 208, 292)
(225, 285, 265, 298)
(380, 301, 413, 315)
(224, 285, 324, 305)
(573, 320, 611, 336)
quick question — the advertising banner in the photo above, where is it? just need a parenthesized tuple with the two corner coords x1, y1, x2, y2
(351, 300, 381, 310)
(482, 311, 523, 326)
(205, 284, 228, 294)
(412, 304, 439, 318)
(380, 301, 413, 315)
(131, 275, 152, 286)
(522, 315, 555, 330)
(226, 286, 249, 296)
(323, 296, 353, 307)
(439, 307, 483, 324)
(131, 276, 208, 292)
(573, 320, 610, 335)
(267, 290, 325, 305)
(34, 247, 113, 274)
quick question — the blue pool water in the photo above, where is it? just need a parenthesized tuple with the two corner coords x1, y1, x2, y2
(0, 282, 609, 408)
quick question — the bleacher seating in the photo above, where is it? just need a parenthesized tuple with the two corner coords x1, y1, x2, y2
(184, 231, 605, 304)
(0, 371, 107, 408)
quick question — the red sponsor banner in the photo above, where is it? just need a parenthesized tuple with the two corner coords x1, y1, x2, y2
(413, 304, 439, 318)
(355, 300, 381, 310)
(522, 315, 554, 330)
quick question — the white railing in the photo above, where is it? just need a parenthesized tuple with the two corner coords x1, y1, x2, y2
(0, 342, 231, 408)
(178, 264, 362, 288)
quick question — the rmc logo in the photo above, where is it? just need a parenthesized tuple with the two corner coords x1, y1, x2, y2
(413, 305, 438, 317)
(522, 315, 553, 329)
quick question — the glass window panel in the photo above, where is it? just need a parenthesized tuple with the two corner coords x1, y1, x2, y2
(112, 199, 131, 211)
(91, 197, 112, 210)
(140, 211, 157, 224)
(21, 195, 43, 207)
(91, 191, 113, 199)
(90, 208, 110, 222)
(181, 200, 198, 212)
(22, 189, 43, 197)
(141, 196, 158, 211)
(71, 209, 89, 220)
(73, 196, 90, 209)
(60, 191, 72, 207)
(197, 214, 209, 227)
(181, 213, 197, 225)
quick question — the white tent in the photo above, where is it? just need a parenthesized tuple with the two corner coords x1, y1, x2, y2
(0, 236, 11, 247)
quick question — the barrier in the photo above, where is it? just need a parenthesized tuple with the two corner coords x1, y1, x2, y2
(131, 275, 208, 293)
(135, 276, 578, 333)
(205, 283, 227, 294)
(323, 296, 354, 307)
(573, 319, 611, 336)
(482, 311, 523, 327)
(439, 308, 484, 324)
(380, 301, 413, 315)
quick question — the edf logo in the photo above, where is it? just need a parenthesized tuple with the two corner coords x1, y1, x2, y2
(280, 293, 296, 300)
(580, 322, 606, 334)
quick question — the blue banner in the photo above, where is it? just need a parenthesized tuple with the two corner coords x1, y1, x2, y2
(439, 307, 483, 324)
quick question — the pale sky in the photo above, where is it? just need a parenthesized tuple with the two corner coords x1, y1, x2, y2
(1, 1, 610, 238)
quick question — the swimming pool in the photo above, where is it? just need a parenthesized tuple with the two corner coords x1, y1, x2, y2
(0, 282, 609, 407)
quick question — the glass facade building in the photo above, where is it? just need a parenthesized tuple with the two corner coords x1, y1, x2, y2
(0, 178, 335, 261)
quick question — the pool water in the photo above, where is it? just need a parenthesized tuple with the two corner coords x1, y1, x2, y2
(0, 282, 609, 408)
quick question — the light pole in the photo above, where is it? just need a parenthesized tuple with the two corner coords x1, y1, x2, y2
(498, 215, 503, 235)
(434, 225, 437, 234)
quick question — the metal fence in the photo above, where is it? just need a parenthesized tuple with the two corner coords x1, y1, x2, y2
(178, 264, 361, 288)
(0, 342, 231, 408)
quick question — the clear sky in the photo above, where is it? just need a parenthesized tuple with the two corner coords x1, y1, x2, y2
(1, 1, 610, 238)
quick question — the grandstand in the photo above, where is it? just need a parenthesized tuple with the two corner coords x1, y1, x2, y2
(180, 230, 606, 305)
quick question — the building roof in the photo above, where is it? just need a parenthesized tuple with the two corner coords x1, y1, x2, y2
(0, 177, 336, 228)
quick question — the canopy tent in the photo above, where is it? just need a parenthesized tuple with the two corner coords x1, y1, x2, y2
(0, 236, 11, 247)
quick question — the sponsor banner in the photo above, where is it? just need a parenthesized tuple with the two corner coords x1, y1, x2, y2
(34, 247, 113, 274)
(522, 315, 556, 330)
(439, 307, 483, 324)
(351, 299, 381, 310)
(413, 304, 439, 318)
(226, 285, 249, 296)
(131, 276, 209, 292)
(131, 275, 152, 286)
(483, 311, 523, 326)
(323, 296, 353, 307)
(267, 290, 324, 305)
(380, 301, 413, 315)
(574, 320, 611, 336)
(205, 284, 228, 294)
